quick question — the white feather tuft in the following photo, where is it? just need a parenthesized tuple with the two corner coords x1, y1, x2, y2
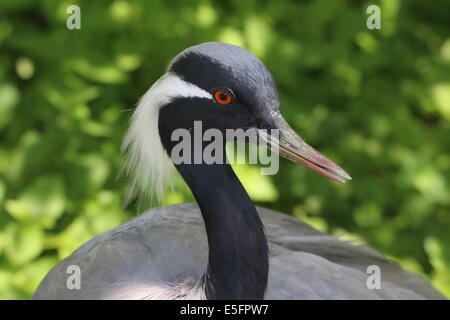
(122, 72, 212, 204)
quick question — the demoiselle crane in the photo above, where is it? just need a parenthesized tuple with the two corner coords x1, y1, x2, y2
(33, 42, 444, 300)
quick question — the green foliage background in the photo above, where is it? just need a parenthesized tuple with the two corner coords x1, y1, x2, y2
(0, 0, 449, 299)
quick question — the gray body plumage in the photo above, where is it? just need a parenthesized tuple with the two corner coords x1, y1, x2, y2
(33, 203, 444, 300)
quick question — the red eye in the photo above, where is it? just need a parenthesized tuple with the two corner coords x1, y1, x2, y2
(214, 90, 233, 104)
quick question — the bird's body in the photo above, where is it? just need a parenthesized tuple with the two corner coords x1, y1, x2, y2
(33, 203, 443, 299)
(33, 42, 444, 299)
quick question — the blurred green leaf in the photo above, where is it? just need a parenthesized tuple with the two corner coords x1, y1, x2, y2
(5, 176, 65, 228)
(0, 83, 19, 130)
(3, 224, 44, 266)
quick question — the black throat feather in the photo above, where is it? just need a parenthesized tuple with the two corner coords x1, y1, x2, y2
(159, 103, 269, 300)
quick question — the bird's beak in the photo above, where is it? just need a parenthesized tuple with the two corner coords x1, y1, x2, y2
(258, 114, 351, 183)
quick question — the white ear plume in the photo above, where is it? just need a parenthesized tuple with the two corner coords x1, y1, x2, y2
(121, 72, 212, 204)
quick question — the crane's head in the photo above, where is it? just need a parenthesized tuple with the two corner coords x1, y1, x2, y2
(123, 42, 351, 201)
